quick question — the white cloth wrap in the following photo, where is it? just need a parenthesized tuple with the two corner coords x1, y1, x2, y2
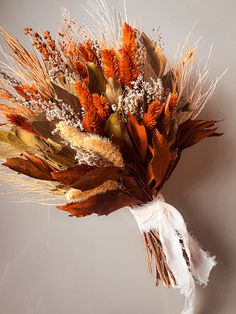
(130, 195, 216, 314)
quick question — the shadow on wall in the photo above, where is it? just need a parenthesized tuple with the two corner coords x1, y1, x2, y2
(163, 86, 234, 314)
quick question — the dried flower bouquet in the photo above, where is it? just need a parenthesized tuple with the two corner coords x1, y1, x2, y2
(0, 2, 224, 313)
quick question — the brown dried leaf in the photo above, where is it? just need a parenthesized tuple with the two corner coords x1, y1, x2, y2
(142, 33, 166, 78)
(3, 155, 53, 180)
(51, 165, 93, 185)
(105, 77, 123, 105)
(86, 62, 107, 95)
(162, 70, 176, 92)
(175, 119, 222, 149)
(105, 112, 132, 146)
(123, 175, 149, 202)
(52, 82, 82, 117)
(57, 190, 141, 217)
(52, 165, 123, 191)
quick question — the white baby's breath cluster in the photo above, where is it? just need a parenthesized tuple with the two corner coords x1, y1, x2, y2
(45, 100, 84, 130)
(21, 93, 83, 130)
(75, 148, 112, 167)
(117, 74, 165, 119)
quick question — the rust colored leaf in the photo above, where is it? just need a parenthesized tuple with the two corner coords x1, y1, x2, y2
(25, 154, 55, 173)
(52, 165, 123, 191)
(175, 119, 222, 149)
(148, 129, 171, 189)
(3, 155, 53, 181)
(128, 113, 148, 162)
(57, 190, 141, 217)
(123, 175, 149, 202)
(51, 165, 94, 185)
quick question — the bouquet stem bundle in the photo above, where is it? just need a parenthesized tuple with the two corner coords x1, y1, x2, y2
(144, 229, 177, 288)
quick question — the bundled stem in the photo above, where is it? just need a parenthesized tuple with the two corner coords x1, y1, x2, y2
(143, 229, 176, 288)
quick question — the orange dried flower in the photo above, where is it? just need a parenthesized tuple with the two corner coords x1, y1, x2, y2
(92, 94, 111, 120)
(75, 81, 103, 134)
(101, 48, 120, 80)
(14, 85, 39, 101)
(122, 23, 137, 51)
(79, 39, 100, 65)
(74, 61, 88, 80)
(119, 23, 139, 86)
(75, 81, 93, 112)
(120, 49, 138, 86)
(143, 100, 164, 133)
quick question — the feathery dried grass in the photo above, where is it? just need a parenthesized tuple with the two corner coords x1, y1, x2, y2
(172, 37, 227, 123)
(0, 166, 66, 203)
(66, 180, 119, 202)
(0, 28, 54, 99)
(84, 0, 125, 48)
(58, 121, 124, 167)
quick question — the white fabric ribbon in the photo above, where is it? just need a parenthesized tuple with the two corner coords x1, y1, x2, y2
(130, 194, 216, 314)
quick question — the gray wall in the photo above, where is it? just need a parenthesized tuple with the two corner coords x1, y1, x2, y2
(0, 0, 235, 313)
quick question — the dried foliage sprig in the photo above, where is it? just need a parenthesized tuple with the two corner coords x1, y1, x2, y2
(0, 2, 225, 313)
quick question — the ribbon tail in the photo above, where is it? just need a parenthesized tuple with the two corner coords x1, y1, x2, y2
(130, 196, 216, 314)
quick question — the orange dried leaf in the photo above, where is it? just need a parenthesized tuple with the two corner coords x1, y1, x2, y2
(148, 129, 171, 189)
(123, 175, 149, 202)
(51, 165, 93, 185)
